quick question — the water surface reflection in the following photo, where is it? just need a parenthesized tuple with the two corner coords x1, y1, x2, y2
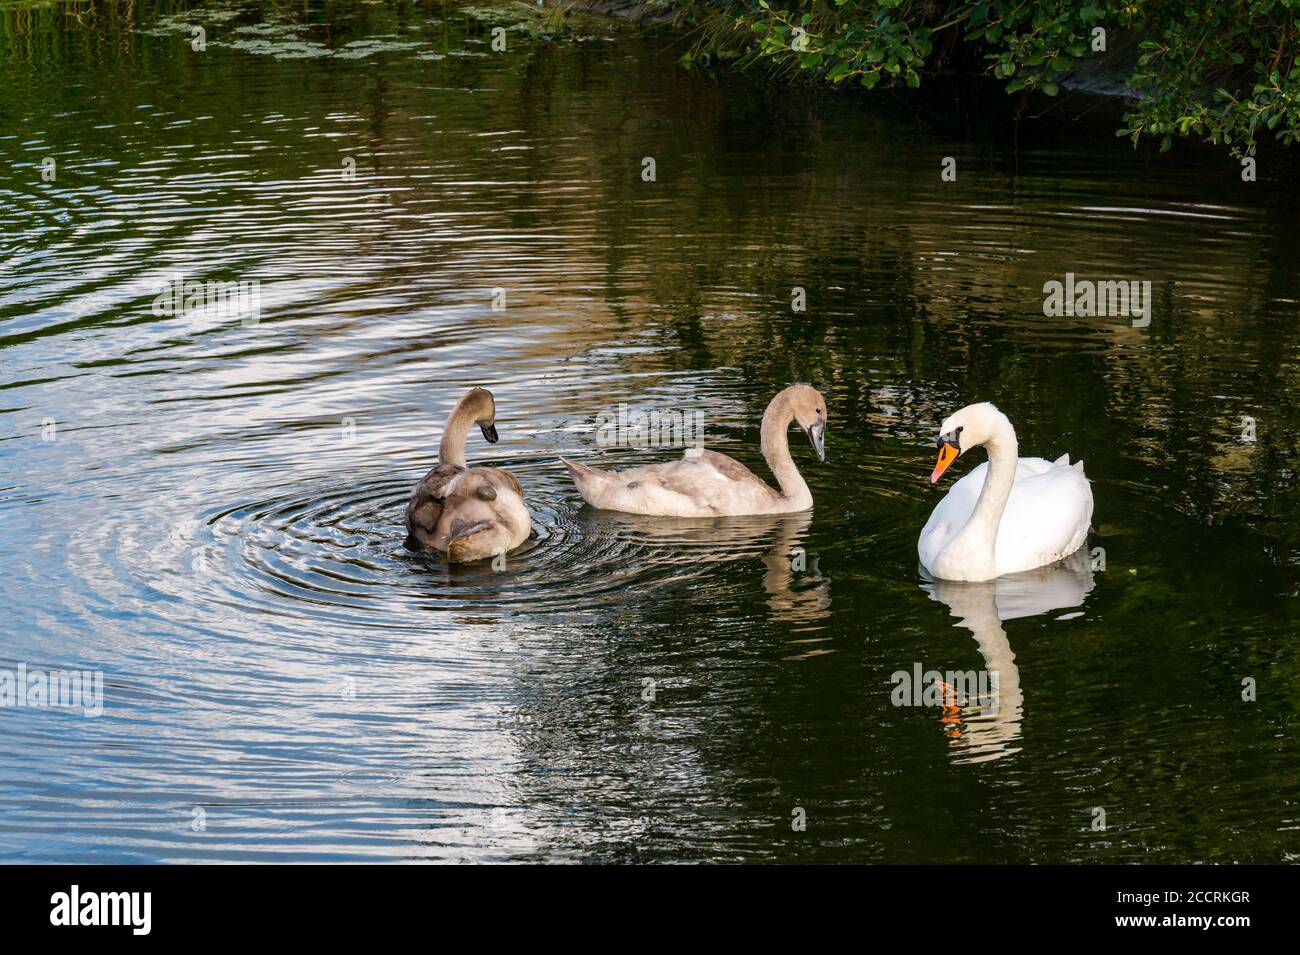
(1, 0, 1297, 863)
(922, 548, 1095, 764)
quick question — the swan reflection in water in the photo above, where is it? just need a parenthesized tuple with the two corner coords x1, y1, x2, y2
(919, 546, 1095, 764)
(578, 507, 832, 626)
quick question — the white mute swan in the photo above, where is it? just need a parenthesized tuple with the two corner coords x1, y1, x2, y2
(918, 402, 1092, 582)
(562, 384, 826, 517)
(404, 387, 531, 562)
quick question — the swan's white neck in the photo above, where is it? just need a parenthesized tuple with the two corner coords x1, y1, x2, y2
(949, 415, 1018, 578)
(759, 397, 812, 508)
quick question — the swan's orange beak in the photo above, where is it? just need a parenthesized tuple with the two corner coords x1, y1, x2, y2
(930, 442, 959, 484)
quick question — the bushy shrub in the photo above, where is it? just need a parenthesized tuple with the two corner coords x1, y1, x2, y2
(661, 0, 1300, 156)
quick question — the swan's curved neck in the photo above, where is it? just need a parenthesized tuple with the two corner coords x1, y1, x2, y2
(759, 397, 811, 507)
(438, 400, 477, 467)
(957, 416, 1018, 572)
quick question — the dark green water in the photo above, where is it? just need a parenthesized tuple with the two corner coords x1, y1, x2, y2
(1, 1, 1298, 863)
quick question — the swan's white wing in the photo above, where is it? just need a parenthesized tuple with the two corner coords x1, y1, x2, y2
(1014, 456, 1059, 478)
(992, 464, 1093, 576)
(918, 457, 1092, 576)
(919, 459, 1050, 564)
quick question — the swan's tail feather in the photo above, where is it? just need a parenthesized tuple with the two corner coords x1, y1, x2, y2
(1072, 459, 1086, 474)
(560, 456, 615, 508)
(1054, 453, 1070, 466)
(559, 456, 603, 479)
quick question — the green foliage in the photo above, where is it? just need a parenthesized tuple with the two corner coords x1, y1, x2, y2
(664, 0, 1300, 156)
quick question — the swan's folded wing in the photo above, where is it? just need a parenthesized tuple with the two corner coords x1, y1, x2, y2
(994, 466, 1094, 573)
(647, 452, 768, 497)
(405, 463, 465, 540)
(622, 451, 778, 513)
(920, 458, 1059, 538)
(1015, 456, 1061, 478)
(418, 462, 465, 496)
(920, 459, 1093, 574)
(474, 466, 526, 500)
(698, 449, 764, 484)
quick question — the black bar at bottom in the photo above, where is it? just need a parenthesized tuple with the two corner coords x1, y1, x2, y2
(0, 863, 1280, 939)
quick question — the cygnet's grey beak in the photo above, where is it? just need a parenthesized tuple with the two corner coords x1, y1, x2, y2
(480, 423, 499, 444)
(807, 419, 826, 463)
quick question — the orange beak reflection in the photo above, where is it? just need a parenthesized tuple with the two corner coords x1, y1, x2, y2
(930, 442, 959, 484)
